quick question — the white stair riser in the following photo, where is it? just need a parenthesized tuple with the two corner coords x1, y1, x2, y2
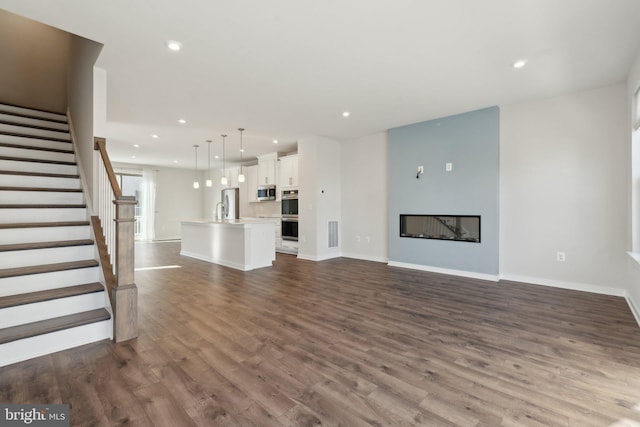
(0, 113, 69, 132)
(0, 146, 75, 163)
(0, 104, 66, 122)
(0, 159, 77, 175)
(0, 267, 99, 296)
(0, 174, 80, 189)
(0, 190, 84, 205)
(0, 226, 90, 245)
(0, 208, 87, 223)
(0, 292, 105, 328)
(0, 134, 72, 152)
(0, 123, 70, 141)
(0, 319, 111, 367)
(0, 246, 95, 269)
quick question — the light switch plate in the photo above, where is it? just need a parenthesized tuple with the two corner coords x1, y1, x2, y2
(445, 163, 453, 172)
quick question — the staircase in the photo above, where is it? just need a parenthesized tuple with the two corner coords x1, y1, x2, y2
(0, 103, 112, 367)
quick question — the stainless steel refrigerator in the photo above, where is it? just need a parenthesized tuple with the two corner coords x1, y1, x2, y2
(222, 187, 240, 220)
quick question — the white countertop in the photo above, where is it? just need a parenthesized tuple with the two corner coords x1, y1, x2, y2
(182, 217, 280, 225)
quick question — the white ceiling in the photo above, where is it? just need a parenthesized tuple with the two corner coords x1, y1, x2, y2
(1, 0, 640, 169)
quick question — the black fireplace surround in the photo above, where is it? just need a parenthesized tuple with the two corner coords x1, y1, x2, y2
(400, 215, 480, 243)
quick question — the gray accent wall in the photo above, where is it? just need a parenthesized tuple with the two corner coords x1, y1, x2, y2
(388, 106, 499, 275)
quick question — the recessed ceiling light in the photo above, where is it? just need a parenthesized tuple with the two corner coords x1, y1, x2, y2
(173, 160, 179, 164)
(214, 155, 219, 159)
(151, 134, 159, 139)
(512, 59, 528, 69)
(133, 144, 140, 148)
(240, 148, 245, 153)
(131, 155, 136, 159)
(167, 40, 182, 51)
(178, 119, 186, 124)
(273, 139, 279, 144)
(342, 111, 350, 117)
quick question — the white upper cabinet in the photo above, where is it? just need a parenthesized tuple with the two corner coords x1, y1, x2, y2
(279, 154, 298, 188)
(257, 153, 277, 186)
(222, 166, 239, 188)
(245, 165, 258, 203)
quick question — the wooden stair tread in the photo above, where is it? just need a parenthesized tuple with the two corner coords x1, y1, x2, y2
(0, 186, 82, 193)
(0, 221, 89, 229)
(0, 283, 104, 309)
(0, 142, 73, 154)
(0, 204, 86, 208)
(0, 120, 69, 134)
(0, 259, 99, 279)
(0, 102, 67, 123)
(0, 308, 110, 345)
(0, 110, 67, 125)
(0, 170, 79, 179)
(0, 239, 94, 252)
(0, 155, 75, 166)
(0, 131, 70, 144)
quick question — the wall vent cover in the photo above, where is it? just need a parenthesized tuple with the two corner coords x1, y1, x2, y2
(328, 221, 338, 248)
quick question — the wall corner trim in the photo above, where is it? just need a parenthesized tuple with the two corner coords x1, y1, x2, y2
(387, 261, 499, 282)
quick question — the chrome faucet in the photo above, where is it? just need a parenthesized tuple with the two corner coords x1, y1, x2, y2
(215, 202, 226, 220)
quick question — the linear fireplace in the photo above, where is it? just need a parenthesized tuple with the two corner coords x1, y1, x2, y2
(400, 215, 480, 243)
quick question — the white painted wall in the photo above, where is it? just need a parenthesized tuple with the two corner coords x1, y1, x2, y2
(154, 167, 204, 240)
(340, 132, 388, 262)
(0, 10, 69, 113)
(93, 67, 107, 138)
(500, 84, 629, 295)
(298, 136, 342, 261)
(67, 34, 103, 211)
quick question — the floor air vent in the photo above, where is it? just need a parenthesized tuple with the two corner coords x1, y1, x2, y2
(328, 221, 338, 248)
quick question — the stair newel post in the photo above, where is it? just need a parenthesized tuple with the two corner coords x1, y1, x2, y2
(93, 137, 138, 343)
(113, 196, 138, 342)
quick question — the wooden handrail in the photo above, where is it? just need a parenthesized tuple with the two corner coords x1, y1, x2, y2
(93, 136, 137, 342)
(94, 137, 122, 198)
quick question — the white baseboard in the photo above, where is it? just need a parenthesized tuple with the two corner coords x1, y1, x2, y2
(387, 261, 499, 282)
(499, 274, 626, 297)
(626, 293, 640, 328)
(340, 252, 388, 263)
(296, 253, 341, 262)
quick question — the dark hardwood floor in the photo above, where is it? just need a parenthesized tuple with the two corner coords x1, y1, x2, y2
(2, 241, 640, 426)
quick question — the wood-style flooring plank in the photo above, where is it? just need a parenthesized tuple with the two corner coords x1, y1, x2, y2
(2, 242, 640, 426)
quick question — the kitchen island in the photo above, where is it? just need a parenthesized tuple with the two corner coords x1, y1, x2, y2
(180, 218, 276, 271)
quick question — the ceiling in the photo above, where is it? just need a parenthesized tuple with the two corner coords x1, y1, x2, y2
(1, 0, 640, 169)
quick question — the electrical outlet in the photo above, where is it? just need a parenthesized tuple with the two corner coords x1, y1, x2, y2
(556, 251, 566, 262)
(418, 166, 424, 174)
(446, 163, 453, 172)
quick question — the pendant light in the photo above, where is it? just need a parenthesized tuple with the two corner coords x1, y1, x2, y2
(192, 144, 200, 189)
(220, 134, 228, 185)
(206, 139, 213, 187)
(238, 127, 245, 183)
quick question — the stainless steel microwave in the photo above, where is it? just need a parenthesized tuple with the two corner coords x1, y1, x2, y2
(257, 185, 276, 201)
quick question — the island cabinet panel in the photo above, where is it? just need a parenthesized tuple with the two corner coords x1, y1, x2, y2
(181, 220, 275, 271)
